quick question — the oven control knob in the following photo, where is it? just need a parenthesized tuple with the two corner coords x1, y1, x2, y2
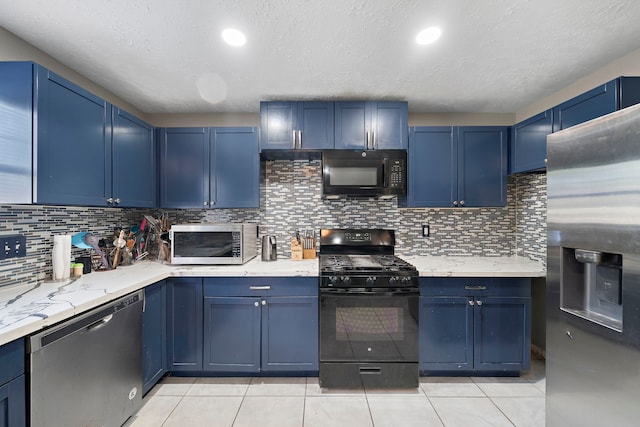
(341, 276, 352, 286)
(400, 277, 413, 286)
(366, 276, 376, 286)
(388, 276, 398, 286)
(328, 276, 338, 286)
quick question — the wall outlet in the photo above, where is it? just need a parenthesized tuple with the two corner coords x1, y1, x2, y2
(422, 225, 430, 237)
(0, 235, 27, 260)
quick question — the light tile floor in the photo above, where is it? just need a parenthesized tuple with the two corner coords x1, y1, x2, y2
(125, 359, 545, 427)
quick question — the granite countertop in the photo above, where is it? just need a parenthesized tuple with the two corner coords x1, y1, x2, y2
(0, 255, 545, 346)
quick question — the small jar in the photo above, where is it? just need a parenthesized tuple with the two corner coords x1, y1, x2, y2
(72, 263, 84, 278)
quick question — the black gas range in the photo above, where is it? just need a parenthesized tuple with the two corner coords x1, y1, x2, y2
(318, 229, 419, 389)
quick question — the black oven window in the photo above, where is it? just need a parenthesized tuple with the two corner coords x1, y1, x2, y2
(330, 167, 378, 186)
(335, 307, 403, 341)
(175, 232, 234, 257)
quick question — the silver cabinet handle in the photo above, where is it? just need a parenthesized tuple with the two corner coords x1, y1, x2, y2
(469, 300, 474, 306)
(203, 201, 208, 206)
(372, 131, 376, 150)
(366, 131, 371, 149)
(107, 197, 114, 204)
(298, 130, 302, 149)
(464, 285, 487, 290)
(210, 200, 214, 207)
(114, 198, 120, 204)
(453, 200, 458, 206)
(254, 301, 259, 307)
(566, 331, 574, 340)
(544, 158, 548, 164)
(292, 130, 297, 149)
(261, 300, 266, 306)
(459, 200, 465, 206)
(477, 300, 483, 306)
(249, 286, 271, 290)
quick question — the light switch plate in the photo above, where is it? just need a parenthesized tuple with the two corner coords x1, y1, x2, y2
(1, 235, 26, 260)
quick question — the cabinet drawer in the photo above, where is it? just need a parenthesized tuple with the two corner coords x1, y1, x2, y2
(204, 277, 318, 297)
(0, 339, 24, 386)
(419, 277, 530, 297)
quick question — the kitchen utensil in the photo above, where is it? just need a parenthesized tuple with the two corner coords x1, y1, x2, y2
(112, 230, 125, 269)
(262, 235, 277, 261)
(84, 233, 110, 270)
(71, 232, 92, 249)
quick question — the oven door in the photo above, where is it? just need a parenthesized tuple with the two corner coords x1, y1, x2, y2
(319, 287, 419, 363)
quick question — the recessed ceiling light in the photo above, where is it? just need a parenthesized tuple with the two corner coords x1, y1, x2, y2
(416, 27, 442, 45)
(222, 28, 246, 47)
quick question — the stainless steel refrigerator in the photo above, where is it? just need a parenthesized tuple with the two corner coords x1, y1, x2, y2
(547, 103, 640, 426)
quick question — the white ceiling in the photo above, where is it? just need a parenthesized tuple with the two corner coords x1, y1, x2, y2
(2, 0, 640, 115)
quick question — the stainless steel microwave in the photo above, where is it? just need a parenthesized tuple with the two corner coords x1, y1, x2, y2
(169, 223, 257, 265)
(322, 150, 407, 198)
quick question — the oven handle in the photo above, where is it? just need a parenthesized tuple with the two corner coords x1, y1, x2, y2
(320, 287, 418, 296)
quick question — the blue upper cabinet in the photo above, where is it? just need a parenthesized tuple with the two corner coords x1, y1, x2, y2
(160, 127, 259, 209)
(458, 127, 508, 207)
(260, 101, 334, 151)
(406, 126, 507, 207)
(159, 128, 209, 208)
(111, 108, 156, 207)
(210, 127, 259, 208)
(509, 110, 552, 174)
(335, 101, 408, 149)
(35, 65, 112, 206)
(0, 62, 156, 207)
(0, 62, 32, 204)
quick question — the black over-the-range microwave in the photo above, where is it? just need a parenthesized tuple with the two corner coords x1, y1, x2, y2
(321, 149, 407, 198)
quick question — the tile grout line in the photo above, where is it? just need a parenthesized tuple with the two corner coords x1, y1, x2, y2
(230, 378, 252, 427)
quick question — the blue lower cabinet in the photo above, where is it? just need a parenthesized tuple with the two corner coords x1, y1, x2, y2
(203, 277, 318, 373)
(203, 296, 262, 372)
(143, 281, 167, 394)
(0, 375, 25, 427)
(262, 296, 318, 371)
(166, 278, 203, 371)
(419, 278, 531, 374)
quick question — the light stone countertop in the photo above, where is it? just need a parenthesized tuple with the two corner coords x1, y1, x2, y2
(0, 255, 544, 346)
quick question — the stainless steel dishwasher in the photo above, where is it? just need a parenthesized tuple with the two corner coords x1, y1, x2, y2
(29, 290, 144, 427)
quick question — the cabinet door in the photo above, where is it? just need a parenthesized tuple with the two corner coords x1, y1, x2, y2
(371, 101, 408, 149)
(473, 296, 531, 372)
(35, 65, 111, 206)
(552, 81, 617, 132)
(210, 127, 259, 208)
(0, 375, 26, 427)
(143, 281, 166, 395)
(159, 128, 209, 208)
(203, 297, 261, 372)
(112, 108, 156, 208)
(510, 110, 552, 174)
(166, 278, 203, 371)
(334, 101, 368, 149)
(407, 126, 456, 207)
(419, 297, 473, 371)
(458, 127, 508, 207)
(260, 101, 296, 150)
(0, 62, 33, 204)
(298, 102, 334, 149)
(262, 296, 318, 371)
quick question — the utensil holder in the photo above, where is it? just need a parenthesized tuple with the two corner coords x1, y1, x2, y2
(303, 237, 316, 259)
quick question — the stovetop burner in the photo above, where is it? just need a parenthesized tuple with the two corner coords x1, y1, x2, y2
(319, 254, 418, 276)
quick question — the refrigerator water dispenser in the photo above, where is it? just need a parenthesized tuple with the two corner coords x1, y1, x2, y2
(560, 248, 623, 332)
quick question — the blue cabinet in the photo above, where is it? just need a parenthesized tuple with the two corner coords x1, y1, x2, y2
(166, 278, 203, 371)
(143, 281, 167, 395)
(0, 339, 25, 427)
(159, 127, 259, 208)
(406, 126, 508, 207)
(203, 277, 318, 373)
(510, 110, 552, 174)
(35, 65, 112, 206)
(111, 108, 156, 207)
(334, 101, 408, 149)
(511, 77, 640, 174)
(0, 62, 155, 207)
(260, 101, 334, 151)
(419, 278, 531, 374)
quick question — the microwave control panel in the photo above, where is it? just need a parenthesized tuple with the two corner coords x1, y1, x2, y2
(232, 232, 242, 257)
(388, 159, 406, 189)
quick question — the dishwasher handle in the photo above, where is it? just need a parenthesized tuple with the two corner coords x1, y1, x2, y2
(86, 314, 113, 331)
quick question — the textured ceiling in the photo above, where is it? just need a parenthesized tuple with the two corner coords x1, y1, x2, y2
(1, 0, 640, 114)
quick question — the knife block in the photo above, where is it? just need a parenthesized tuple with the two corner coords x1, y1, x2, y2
(290, 238, 303, 261)
(303, 238, 316, 260)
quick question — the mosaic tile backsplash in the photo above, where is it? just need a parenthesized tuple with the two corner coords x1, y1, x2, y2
(0, 160, 547, 287)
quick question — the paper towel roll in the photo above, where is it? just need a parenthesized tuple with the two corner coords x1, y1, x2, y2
(52, 235, 72, 280)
